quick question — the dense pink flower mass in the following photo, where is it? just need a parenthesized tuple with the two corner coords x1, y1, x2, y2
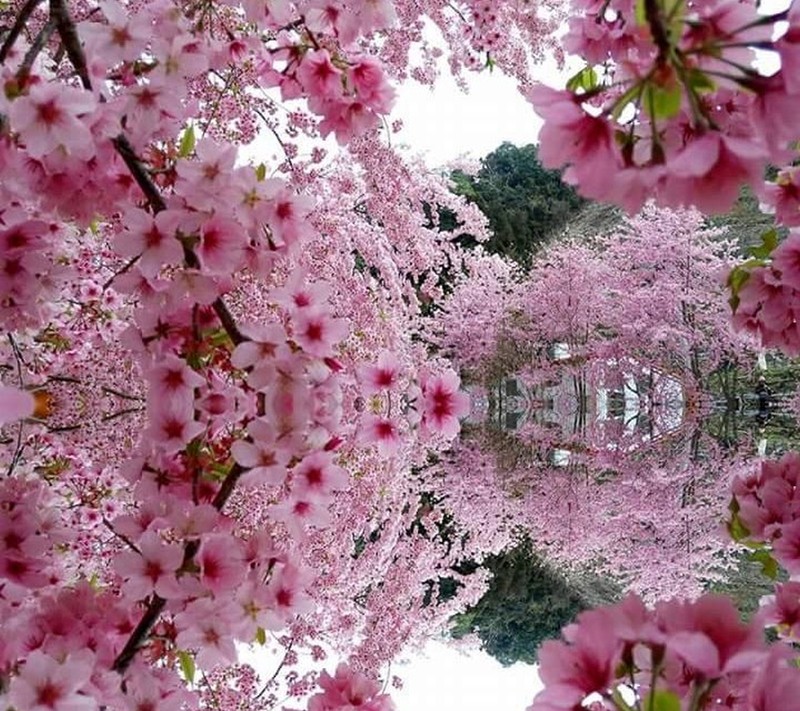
(529, 591, 800, 711)
(529, 0, 800, 215)
(2, 0, 800, 709)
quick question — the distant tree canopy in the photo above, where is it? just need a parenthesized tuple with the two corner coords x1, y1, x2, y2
(449, 539, 612, 666)
(451, 143, 585, 265)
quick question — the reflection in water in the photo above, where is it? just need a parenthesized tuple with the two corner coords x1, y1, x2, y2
(439, 356, 800, 667)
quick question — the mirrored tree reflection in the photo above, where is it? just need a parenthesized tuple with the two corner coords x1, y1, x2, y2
(423, 205, 800, 667)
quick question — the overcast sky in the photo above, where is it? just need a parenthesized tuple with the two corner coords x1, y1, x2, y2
(391, 640, 542, 711)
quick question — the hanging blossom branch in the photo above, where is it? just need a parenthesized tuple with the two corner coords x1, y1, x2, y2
(42, 0, 255, 675)
(111, 461, 245, 673)
(50, 0, 245, 345)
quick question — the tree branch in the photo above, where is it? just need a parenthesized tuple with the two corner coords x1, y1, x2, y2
(111, 461, 245, 674)
(17, 14, 56, 77)
(49, 0, 91, 88)
(0, 0, 42, 64)
(111, 134, 168, 212)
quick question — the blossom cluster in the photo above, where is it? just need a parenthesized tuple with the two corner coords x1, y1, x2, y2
(0, 0, 485, 708)
(529, 0, 800, 214)
(530, 593, 800, 711)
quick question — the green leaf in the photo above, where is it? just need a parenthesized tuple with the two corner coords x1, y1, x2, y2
(643, 82, 682, 120)
(687, 69, 716, 94)
(748, 228, 779, 259)
(635, 0, 647, 25)
(178, 650, 196, 683)
(726, 265, 751, 298)
(255, 627, 267, 645)
(255, 163, 267, 181)
(726, 509, 751, 543)
(644, 689, 681, 711)
(667, 0, 686, 41)
(566, 66, 598, 94)
(749, 549, 779, 580)
(178, 125, 196, 158)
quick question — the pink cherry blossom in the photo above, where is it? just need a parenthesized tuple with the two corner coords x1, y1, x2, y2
(360, 414, 401, 457)
(761, 582, 800, 640)
(8, 84, 96, 160)
(114, 209, 184, 278)
(308, 662, 395, 711)
(359, 350, 401, 394)
(174, 598, 239, 670)
(292, 309, 348, 358)
(231, 418, 289, 487)
(197, 534, 246, 595)
(421, 370, 470, 439)
(292, 451, 348, 495)
(8, 650, 96, 711)
(297, 50, 344, 99)
(114, 530, 184, 600)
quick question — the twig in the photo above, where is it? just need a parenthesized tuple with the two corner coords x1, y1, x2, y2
(111, 134, 167, 212)
(49, 0, 91, 88)
(102, 253, 142, 290)
(211, 462, 244, 509)
(103, 517, 142, 553)
(212, 299, 245, 345)
(101, 385, 144, 402)
(4, 334, 27, 477)
(253, 640, 294, 700)
(112, 135, 245, 345)
(111, 461, 245, 673)
(17, 14, 56, 77)
(0, 0, 43, 63)
(254, 107, 296, 174)
(4, 422, 25, 477)
(101, 406, 144, 422)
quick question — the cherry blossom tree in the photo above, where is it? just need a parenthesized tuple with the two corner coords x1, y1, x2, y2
(2, 0, 800, 710)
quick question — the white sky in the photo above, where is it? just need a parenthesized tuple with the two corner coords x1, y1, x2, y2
(391, 68, 543, 168)
(391, 640, 542, 711)
(390, 49, 579, 168)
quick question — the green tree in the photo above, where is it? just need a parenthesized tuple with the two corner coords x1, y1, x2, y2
(452, 143, 585, 265)
(449, 539, 617, 665)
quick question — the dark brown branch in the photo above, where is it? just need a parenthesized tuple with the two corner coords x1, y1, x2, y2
(17, 14, 55, 76)
(0, 0, 42, 64)
(101, 406, 144, 422)
(112, 594, 167, 673)
(112, 134, 168, 212)
(101, 385, 144, 402)
(40, 9, 250, 679)
(112, 461, 244, 674)
(212, 299, 245, 345)
(102, 253, 142, 290)
(49, 0, 91, 88)
(103, 518, 141, 554)
(644, 0, 671, 61)
(111, 137, 245, 345)
(211, 462, 244, 509)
